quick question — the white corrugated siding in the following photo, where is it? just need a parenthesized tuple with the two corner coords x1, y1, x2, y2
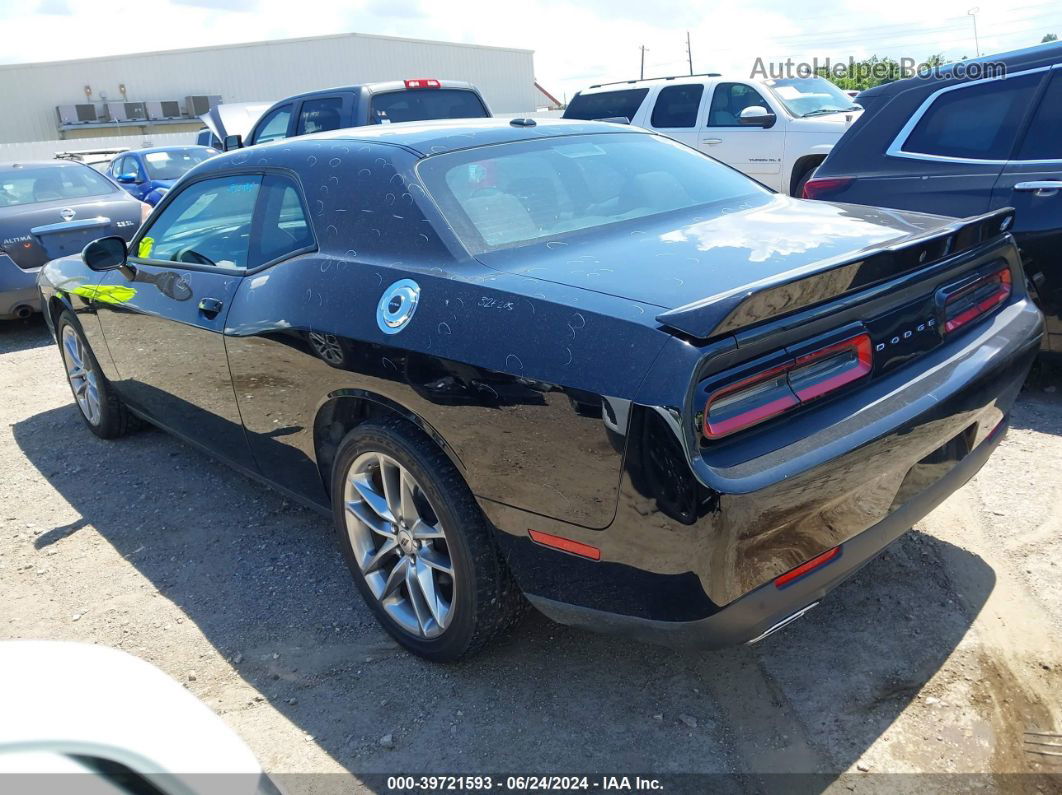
(0, 32, 537, 144)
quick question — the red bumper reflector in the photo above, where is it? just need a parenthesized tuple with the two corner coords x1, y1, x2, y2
(774, 546, 841, 588)
(529, 529, 601, 560)
(404, 78, 442, 89)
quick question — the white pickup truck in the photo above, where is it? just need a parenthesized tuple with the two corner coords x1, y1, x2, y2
(563, 74, 863, 196)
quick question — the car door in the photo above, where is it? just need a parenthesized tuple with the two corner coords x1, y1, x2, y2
(248, 103, 294, 146)
(93, 173, 262, 469)
(644, 83, 705, 150)
(702, 82, 785, 190)
(293, 95, 349, 137)
(110, 156, 140, 199)
(872, 71, 1045, 219)
(990, 66, 1062, 352)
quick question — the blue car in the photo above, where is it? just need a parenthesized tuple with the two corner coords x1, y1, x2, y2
(107, 146, 218, 206)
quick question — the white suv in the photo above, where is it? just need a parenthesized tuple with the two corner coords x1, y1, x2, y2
(563, 73, 863, 196)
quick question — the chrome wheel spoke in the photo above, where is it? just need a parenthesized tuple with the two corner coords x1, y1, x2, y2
(381, 555, 409, 599)
(415, 558, 450, 628)
(405, 561, 432, 633)
(418, 546, 453, 576)
(346, 499, 394, 537)
(62, 326, 102, 427)
(362, 538, 398, 574)
(351, 473, 395, 524)
(410, 518, 445, 540)
(344, 450, 455, 640)
(379, 457, 403, 525)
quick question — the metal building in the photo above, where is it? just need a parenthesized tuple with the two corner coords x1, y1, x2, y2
(0, 31, 538, 144)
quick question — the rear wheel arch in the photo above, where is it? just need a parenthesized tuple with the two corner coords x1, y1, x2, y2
(790, 154, 827, 196)
(313, 392, 467, 497)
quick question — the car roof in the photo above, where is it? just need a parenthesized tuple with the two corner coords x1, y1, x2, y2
(575, 74, 729, 94)
(0, 160, 95, 173)
(124, 145, 215, 156)
(860, 41, 1062, 98)
(269, 80, 480, 104)
(219, 117, 644, 160)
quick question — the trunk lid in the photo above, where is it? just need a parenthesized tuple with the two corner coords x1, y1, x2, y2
(476, 196, 986, 330)
(1, 195, 141, 269)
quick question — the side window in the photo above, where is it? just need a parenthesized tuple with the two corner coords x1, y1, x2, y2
(650, 84, 704, 128)
(252, 104, 292, 145)
(250, 175, 315, 266)
(110, 156, 126, 178)
(137, 175, 261, 268)
(296, 97, 344, 136)
(707, 83, 770, 127)
(562, 88, 649, 122)
(1017, 71, 1062, 161)
(902, 73, 1042, 160)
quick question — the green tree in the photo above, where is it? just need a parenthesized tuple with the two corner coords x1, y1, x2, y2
(816, 54, 951, 92)
(1043, 33, 1058, 43)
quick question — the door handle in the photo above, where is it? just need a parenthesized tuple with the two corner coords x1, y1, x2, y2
(702, 138, 723, 145)
(198, 297, 224, 317)
(1014, 181, 1062, 195)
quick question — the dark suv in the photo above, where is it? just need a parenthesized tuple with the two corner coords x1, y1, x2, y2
(227, 80, 492, 149)
(805, 43, 1062, 354)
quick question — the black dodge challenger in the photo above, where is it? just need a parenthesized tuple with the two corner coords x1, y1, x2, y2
(37, 119, 1043, 660)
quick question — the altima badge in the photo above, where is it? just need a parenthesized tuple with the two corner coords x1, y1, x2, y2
(60, 208, 76, 221)
(377, 279, 420, 334)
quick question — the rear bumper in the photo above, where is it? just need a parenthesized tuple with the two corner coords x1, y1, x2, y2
(0, 254, 42, 319)
(527, 415, 1007, 648)
(486, 295, 1042, 645)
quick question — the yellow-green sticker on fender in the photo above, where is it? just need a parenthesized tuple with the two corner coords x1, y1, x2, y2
(138, 237, 154, 258)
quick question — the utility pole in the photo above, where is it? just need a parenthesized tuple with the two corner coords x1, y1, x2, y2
(967, 7, 981, 57)
(640, 45, 648, 79)
(686, 31, 693, 75)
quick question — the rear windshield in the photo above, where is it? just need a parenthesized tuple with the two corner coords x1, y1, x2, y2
(370, 89, 488, 124)
(563, 89, 649, 122)
(143, 148, 215, 180)
(0, 165, 116, 208)
(417, 132, 769, 253)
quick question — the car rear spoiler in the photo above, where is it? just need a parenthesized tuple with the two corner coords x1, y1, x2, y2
(654, 207, 1017, 341)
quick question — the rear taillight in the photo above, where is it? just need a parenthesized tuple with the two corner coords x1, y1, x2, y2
(801, 176, 853, 200)
(941, 266, 1012, 335)
(404, 78, 441, 89)
(140, 202, 152, 224)
(703, 333, 872, 439)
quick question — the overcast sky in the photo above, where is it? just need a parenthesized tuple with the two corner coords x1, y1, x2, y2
(2, 0, 1059, 101)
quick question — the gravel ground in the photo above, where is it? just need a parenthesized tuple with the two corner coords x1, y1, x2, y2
(1, 315, 1060, 792)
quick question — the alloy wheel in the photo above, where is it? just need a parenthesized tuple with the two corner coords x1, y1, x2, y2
(343, 452, 455, 638)
(61, 325, 102, 426)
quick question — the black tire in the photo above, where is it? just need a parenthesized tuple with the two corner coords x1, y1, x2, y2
(57, 310, 140, 439)
(331, 417, 526, 661)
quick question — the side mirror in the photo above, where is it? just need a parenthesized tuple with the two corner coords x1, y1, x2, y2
(739, 106, 777, 128)
(82, 236, 128, 272)
(223, 134, 243, 151)
(116, 173, 138, 184)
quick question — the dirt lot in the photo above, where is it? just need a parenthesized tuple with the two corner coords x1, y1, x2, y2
(2, 315, 1060, 792)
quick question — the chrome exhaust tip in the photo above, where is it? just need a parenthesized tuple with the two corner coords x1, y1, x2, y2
(746, 601, 820, 645)
(13, 305, 34, 320)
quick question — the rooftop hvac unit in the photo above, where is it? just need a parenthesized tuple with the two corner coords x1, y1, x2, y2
(185, 94, 221, 117)
(146, 100, 183, 120)
(123, 101, 148, 120)
(56, 104, 99, 124)
(104, 102, 129, 121)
